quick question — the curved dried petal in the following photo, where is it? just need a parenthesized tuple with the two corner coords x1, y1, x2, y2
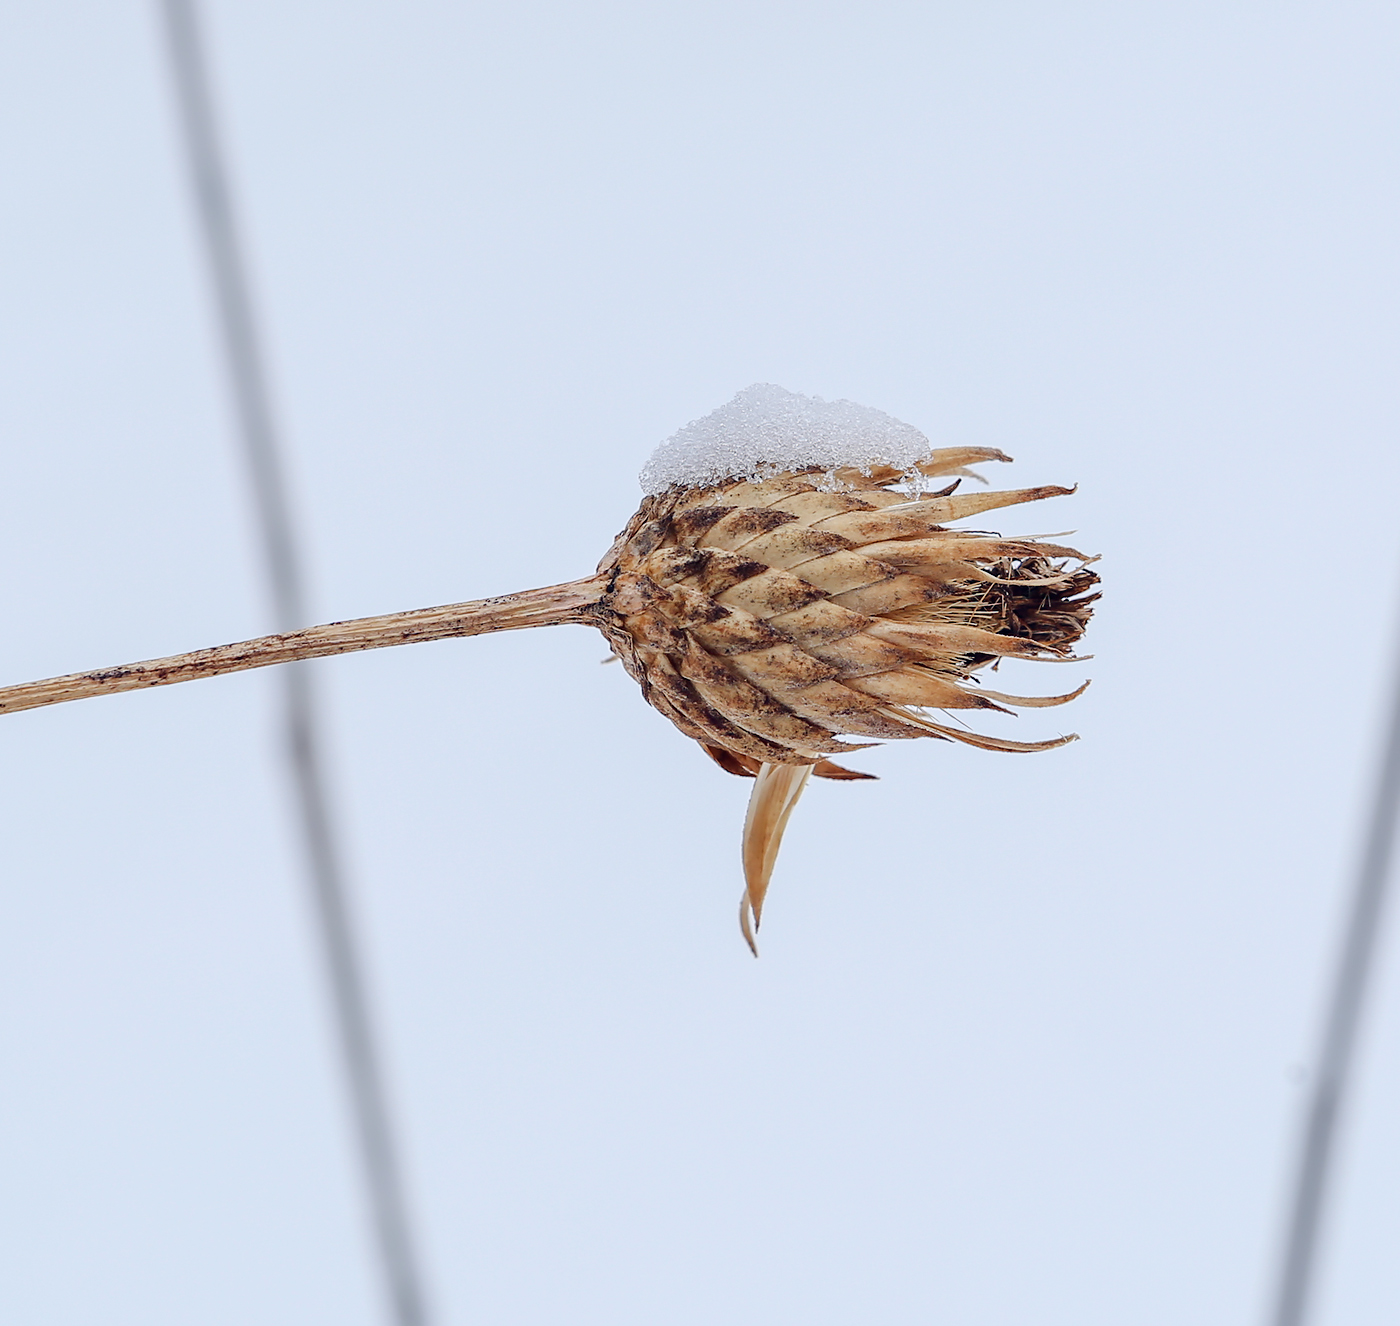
(974, 680, 1092, 708)
(739, 763, 814, 955)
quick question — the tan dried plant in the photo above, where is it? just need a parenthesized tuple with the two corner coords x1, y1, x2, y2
(0, 408, 1097, 952)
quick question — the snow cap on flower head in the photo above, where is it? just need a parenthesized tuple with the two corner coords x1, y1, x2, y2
(640, 383, 935, 495)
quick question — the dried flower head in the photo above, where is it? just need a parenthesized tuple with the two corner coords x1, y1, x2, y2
(594, 402, 1097, 949)
(0, 385, 1098, 952)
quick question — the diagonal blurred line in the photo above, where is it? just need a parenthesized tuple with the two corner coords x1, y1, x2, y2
(156, 4, 430, 1323)
(1268, 605, 1400, 1326)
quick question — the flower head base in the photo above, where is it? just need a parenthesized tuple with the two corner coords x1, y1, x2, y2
(596, 447, 1099, 951)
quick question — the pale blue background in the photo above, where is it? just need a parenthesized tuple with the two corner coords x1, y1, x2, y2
(2, 3, 1399, 1323)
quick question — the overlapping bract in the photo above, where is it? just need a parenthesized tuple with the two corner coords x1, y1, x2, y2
(595, 447, 1099, 951)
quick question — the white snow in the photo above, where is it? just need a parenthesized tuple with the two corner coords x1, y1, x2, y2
(639, 383, 934, 495)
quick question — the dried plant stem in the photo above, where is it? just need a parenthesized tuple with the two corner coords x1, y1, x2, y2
(0, 575, 608, 718)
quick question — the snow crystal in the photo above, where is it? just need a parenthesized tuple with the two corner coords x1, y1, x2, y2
(639, 384, 934, 495)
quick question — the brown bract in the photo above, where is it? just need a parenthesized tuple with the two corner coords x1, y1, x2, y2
(593, 449, 1099, 951)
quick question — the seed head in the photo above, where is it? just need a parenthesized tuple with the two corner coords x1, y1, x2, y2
(594, 448, 1099, 952)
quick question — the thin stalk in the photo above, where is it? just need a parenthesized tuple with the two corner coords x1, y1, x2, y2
(1267, 609, 1400, 1326)
(0, 576, 607, 719)
(156, 2, 452, 1318)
